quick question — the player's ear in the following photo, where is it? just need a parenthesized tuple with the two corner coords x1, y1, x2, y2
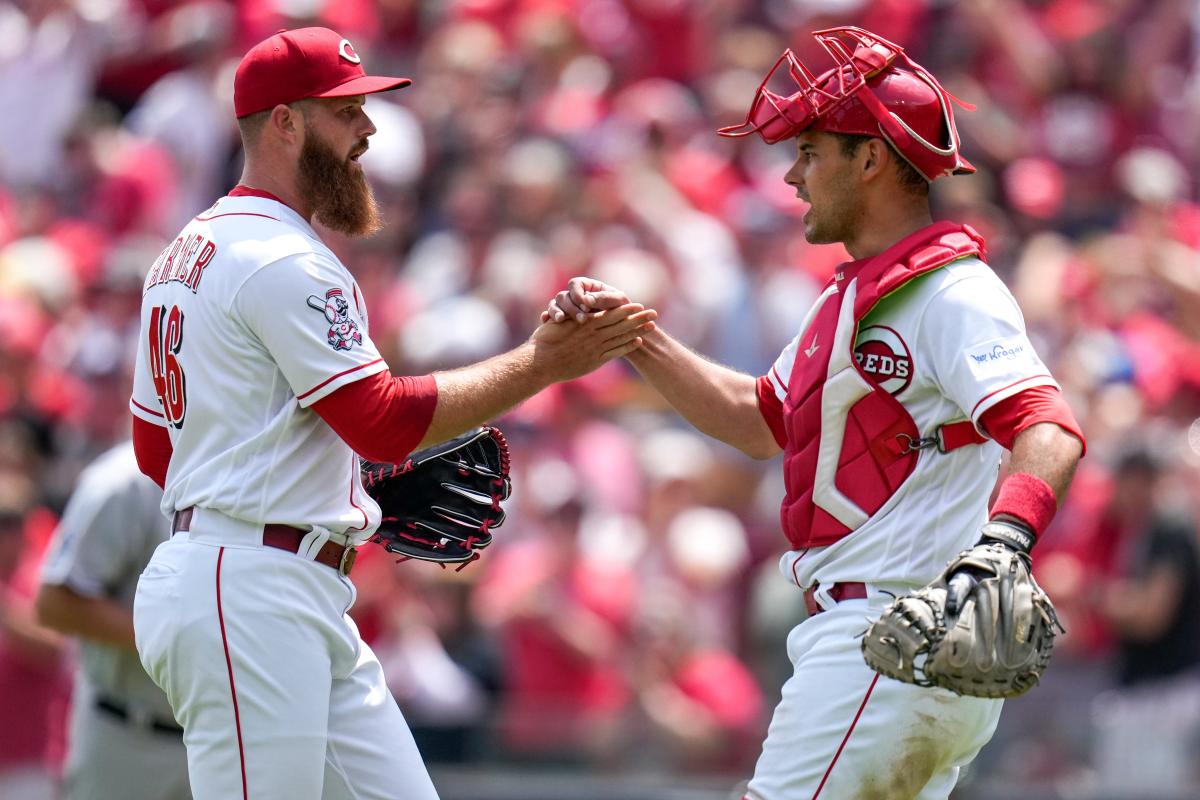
(268, 103, 303, 147)
(859, 138, 890, 182)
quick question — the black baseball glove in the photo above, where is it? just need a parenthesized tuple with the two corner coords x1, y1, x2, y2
(361, 427, 511, 568)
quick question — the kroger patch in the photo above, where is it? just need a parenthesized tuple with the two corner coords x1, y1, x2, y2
(965, 336, 1039, 378)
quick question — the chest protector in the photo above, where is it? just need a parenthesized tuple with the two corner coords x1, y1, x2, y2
(780, 221, 987, 550)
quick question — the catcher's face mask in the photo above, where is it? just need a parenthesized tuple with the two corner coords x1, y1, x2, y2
(718, 26, 975, 182)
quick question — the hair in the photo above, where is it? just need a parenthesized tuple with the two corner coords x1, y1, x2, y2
(236, 99, 320, 148)
(831, 133, 929, 197)
(235, 109, 272, 147)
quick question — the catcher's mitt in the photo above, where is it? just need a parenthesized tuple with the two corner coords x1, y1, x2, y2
(361, 426, 511, 568)
(861, 537, 1063, 698)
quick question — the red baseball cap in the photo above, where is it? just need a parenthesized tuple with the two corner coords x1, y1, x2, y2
(234, 27, 411, 119)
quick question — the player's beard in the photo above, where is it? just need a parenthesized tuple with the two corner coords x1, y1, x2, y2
(297, 125, 381, 237)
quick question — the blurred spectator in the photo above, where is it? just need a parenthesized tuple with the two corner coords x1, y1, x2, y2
(1091, 450, 1200, 794)
(0, 489, 69, 799)
(631, 507, 764, 773)
(350, 548, 499, 764)
(474, 472, 635, 765)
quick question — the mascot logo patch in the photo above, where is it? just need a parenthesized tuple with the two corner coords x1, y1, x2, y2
(307, 288, 363, 351)
(854, 325, 913, 395)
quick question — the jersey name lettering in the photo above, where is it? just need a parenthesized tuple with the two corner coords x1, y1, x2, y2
(144, 234, 217, 295)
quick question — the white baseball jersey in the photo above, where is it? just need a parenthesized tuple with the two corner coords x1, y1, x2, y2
(129, 193, 387, 542)
(763, 257, 1058, 590)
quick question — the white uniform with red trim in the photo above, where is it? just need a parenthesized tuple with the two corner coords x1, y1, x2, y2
(746, 256, 1055, 800)
(130, 192, 439, 800)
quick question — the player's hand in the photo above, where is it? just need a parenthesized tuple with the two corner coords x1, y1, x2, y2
(530, 302, 656, 381)
(944, 569, 981, 618)
(946, 519, 1036, 617)
(541, 277, 631, 324)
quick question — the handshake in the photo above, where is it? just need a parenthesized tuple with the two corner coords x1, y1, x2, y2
(530, 277, 652, 382)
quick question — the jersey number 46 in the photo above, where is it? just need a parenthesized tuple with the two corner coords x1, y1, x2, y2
(148, 304, 187, 428)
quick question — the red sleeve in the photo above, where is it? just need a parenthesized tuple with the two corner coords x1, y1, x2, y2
(756, 375, 787, 449)
(132, 416, 173, 489)
(978, 385, 1086, 455)
(312, 371, 438, 463)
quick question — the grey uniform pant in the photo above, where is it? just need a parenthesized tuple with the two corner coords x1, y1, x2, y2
(63, 697, 191, 800)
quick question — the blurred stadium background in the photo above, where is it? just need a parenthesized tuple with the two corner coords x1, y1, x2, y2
(1, 0, 1199, 797)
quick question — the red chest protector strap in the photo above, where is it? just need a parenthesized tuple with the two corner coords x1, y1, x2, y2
(884, 418, 989, 457)
(779, 222, 988, 550)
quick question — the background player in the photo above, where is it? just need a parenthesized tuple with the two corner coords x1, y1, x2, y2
(129, 27, 655, 800)
(36, 440, 190, 800)
(545, 27, 1085, 800)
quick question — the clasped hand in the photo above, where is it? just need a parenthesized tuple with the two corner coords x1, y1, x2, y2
(530, 281, 655, 381)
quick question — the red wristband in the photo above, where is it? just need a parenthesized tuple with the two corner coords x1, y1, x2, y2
(990, 472, 1057, 538)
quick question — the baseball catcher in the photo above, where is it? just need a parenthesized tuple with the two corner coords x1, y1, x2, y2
(862, 519, 1064, 698)
(362, 426, 511, 568)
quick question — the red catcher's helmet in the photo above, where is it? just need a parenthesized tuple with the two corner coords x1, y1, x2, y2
(718, 27, 975, 182)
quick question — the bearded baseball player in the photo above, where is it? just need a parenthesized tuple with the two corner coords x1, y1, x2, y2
(128, 27, 654, 800)
(546, 27, 1085, 800)
(36, 442, 189, 800)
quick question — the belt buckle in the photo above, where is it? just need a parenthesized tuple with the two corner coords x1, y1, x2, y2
(338, 546, 357, 576)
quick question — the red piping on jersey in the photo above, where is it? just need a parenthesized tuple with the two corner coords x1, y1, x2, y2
(297, 358, 385, 402)
(811, 673, 880, 799)
(194, 212, 280, 222)
(216, 548, 249, 800)
(969, 374, 1053, 418)
(789, 549, 810, 589)
(771, 366, 785, 392)
(131, 398, 164, 418)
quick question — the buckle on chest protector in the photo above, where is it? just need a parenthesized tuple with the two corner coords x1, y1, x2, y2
(894, 422, 983, 456)
(894, 432, 939, 455)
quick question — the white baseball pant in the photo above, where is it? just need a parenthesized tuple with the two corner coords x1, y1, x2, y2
(134, 513, 439, 800)
(745, 588, 1004, 800)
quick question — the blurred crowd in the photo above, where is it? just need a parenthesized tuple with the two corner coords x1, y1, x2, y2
(1, 0, 1199, 794)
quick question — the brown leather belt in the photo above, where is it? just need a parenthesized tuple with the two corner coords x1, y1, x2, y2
(803, 581, 868, 616)
(172, 507, 357, 577)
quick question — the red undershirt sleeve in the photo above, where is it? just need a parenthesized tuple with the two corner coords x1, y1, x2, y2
(132, 416, 173, 489)
(977, 384, 1086, 455)
(756, 375, 787, 449)
(312, 371, 439, 463)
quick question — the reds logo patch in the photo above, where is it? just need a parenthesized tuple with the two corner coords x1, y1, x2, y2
(307, 288, 363, 351)
(854, 325, 913, 395)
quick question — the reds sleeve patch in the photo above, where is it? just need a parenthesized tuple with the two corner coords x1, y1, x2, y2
(307, 288, 363, 351)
